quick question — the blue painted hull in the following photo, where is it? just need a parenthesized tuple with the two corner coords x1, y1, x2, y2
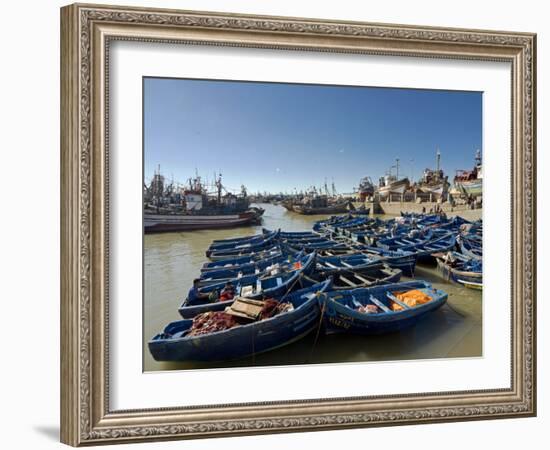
(206, 231, 280, 259)
(179, 253, 316, 318)
(360, 247, 417, 277)
(457, 237, 482, 260)
(150, 281, 331, 362)
(199, 251, 304, 285)
(435, 252, 482, 286)
(200, 246, 281, 272)
(319, 281, 447, 335)
(377, 233, 456, 264)
(208, 230, 278, 252)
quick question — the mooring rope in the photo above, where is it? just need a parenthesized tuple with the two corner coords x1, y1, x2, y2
(308, 293, 327, 362)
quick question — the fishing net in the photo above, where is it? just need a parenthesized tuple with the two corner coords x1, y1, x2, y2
(187, 300, 294, 336)
(391, 289, 433, 311)
(188, 311, 238, 336)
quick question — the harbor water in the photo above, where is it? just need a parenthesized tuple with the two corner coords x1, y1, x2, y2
(144, 203, 482, 372)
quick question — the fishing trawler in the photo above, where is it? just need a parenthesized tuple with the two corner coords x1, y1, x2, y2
(415, 149, 450, 200)
(357, 176, 375, 201)
(144, 168, 264, 233)
(453, 150, 483, 197)
(377, 158, 411, 199)
(292, 180, 349, 215)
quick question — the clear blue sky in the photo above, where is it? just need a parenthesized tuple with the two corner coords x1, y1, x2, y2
(144, 77, 482, 194)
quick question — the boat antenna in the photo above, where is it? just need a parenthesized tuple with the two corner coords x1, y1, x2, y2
(475, 149, 482, 165)
(436, 148, 441, 173)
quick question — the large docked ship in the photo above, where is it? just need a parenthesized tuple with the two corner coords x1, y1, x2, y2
(357, 176, 375, 201)
(144, 169, 264, 233)
(415, 149, 450, 200)
(376, 158, 410, 199)
(453, 150, 483, 198)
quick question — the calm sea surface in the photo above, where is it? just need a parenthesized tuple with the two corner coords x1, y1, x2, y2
(144, 203, 482, 372)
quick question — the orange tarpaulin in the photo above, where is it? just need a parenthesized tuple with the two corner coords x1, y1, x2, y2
(391, 289, 433, 311)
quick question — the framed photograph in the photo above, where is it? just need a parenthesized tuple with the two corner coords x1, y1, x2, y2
(60, 3, 536, 446)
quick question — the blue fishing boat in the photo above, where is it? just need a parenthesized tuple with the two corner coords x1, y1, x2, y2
(282, 239, 349, 252)
(149, 280, 331, 362)
(316, 254, 382, 274)
(319, 280, 448, 335)
(262, 228, 320, 239)
(178, 252, 316, 318)
(207, 230, 279, 253)
(377, 232, 456, 264)
(359, 246, 417, 277)
(198, 251, 306, 286)
(435, 251, 482, 286)
(206, 231, 280, 260)
(302, 263, 402, 290)
(200, 246, 281, 272)
(457, 235, 482, 260)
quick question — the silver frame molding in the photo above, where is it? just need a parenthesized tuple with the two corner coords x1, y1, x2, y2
(60, 3, 536, 446)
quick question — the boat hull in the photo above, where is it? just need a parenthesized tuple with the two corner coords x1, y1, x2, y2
(144, 210, 263, 233)
(320, 281, 447, 335)
(456, 179, 482, 197)
(292, 204, 349, 215)
(150, 281, 331, 362)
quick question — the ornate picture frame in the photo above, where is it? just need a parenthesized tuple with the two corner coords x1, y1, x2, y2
(60, 3, 536, 446)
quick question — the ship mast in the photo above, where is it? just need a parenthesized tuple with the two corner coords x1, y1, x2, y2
(395, 158, 400, 180)
(215, 172, 222, 205)
(436, 148, 441, 173)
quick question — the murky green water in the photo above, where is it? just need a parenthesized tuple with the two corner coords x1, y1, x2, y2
(144, 203, 482, 372)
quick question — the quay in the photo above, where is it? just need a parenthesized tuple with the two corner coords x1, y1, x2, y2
(360, 200, 482, 222)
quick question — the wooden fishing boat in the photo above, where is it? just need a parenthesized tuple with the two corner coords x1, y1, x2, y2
(301, 264, 402, 290)
(359, 246, 417, 277)
(149, 280, 331, 362)
(319, 280, 448, 335)
(377, 232, 456, 264)
(262, 228, 320, 239)
(200, 246, 281, 272)
(178, 253, 316, 318)
(456, 235, 482, 260)
(377, 177, 410, 198)
(281, 239, 349, 253)
(292, 201, 349, 215)
(316, 254, 381, 274)
(206, 230, 279, 255)
(435, 251, 482, 286)
(198, 251, 306, 287)
(206, 230, 280, 259)
(144, 209, 263, 233)
(209, 229, 277, 248)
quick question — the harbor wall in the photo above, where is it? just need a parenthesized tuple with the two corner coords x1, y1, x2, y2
(360, 201, 483, 221)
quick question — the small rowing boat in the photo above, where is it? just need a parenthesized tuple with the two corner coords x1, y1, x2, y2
(434, 251, 482, 286)
(319, 280, 448, 335)
(301, 264, 402, 290)
(149, 280, 331, 362)
(178, 252, 316, 318)
(198, 251, 306, 287)
(206, 231, 280, 260)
